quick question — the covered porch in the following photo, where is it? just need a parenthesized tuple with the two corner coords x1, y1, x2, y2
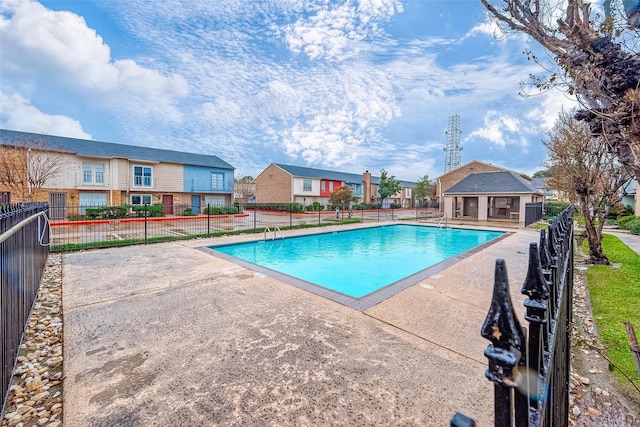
(443, 193, 542, 225)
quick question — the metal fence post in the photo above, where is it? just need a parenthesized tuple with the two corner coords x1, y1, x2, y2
(207, 204, 210, 235)
(253, 201, 256, 232)
(521, 242, 549, 407)
(144, 203, 148, 244)
(290, 203, 293, 228)
(481, 259, 528, 427)
(318, 205, 321, 226)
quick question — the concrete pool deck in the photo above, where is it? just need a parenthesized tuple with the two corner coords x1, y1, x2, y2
(62, 222, 541, 426)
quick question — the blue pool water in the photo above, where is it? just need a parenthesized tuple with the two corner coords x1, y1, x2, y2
(211, 225, 504, 298)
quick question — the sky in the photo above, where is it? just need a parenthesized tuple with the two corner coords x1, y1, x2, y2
(0, 0, 580, 182)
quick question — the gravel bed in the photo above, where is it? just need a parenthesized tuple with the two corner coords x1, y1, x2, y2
(2, 254, 63, 427)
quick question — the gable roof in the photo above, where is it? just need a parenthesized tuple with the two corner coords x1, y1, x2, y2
(437, 160, 532, 181)
(530, 177, 548, 189)
(274, 164, 363, 183)
(444, 171, 540, 194)
(0, 129, 234, 170)
(273, 163, 416, 187)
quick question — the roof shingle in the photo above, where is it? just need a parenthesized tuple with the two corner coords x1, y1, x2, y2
(0, 129, 234, 170)
(274, 163, 415, 187)
(444, 171, 539, 194)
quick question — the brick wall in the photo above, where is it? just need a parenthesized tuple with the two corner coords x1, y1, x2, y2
(255, 164, 292, 203)
(437, 161, 504, 208)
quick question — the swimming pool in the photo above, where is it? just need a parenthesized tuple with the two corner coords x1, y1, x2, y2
(209, 224, 506, 308)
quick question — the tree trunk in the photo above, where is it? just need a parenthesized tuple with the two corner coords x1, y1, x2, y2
(580, 201, 609, 265)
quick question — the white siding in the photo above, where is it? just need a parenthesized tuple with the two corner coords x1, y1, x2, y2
(46, 153, 115, 190)
(153, 163, 183, 192)
(293, 177, 320, 195)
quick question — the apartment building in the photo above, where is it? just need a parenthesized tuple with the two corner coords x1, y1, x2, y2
(0, 129, 235, 218)
(255, 163, 416, 208)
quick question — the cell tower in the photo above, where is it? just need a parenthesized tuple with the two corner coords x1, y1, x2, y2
(443, 114, 462, 173)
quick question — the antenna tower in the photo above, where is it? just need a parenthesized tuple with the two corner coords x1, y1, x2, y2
(443, 114, 462, 173)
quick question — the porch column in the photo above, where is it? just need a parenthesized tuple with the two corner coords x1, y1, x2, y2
(478, 196, 488, 221)
(519, 197, 528, 224)
(444, 195, 454, 218)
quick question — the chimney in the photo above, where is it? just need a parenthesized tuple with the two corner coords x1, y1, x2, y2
(363, 170, 372, 203)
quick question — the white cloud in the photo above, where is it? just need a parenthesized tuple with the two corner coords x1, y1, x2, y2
(0, 91, 91, 139)
(282, 0, 403, 60)
(0, 0, 188, 119)
(467, 110, 527, 149)
(464, 20, 503, 40)
(525, 89, 578, 130)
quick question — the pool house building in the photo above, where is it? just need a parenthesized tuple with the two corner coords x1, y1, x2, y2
(442, 170, 543, 225)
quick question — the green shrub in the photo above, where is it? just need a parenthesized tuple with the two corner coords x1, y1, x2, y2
(85, 207, 102, 219)
(106, 205, 130, 218)
(242, 203, 303, 212)
(353, 203, 381, 210)
(181, 208, 195, 216)
(204, 206, 238, 215)
(543, 201, 571, 219)
(627, 219, 640, 235)
(133, 203, 164, 217)
(84, 204, 129, 219)
(617, 215, 637, 230)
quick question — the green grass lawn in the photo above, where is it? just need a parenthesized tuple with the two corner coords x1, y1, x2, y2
(586, 234, 640, 390)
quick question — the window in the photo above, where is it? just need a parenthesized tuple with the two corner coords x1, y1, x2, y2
(131, 194, 152, 206)
(205, 195, 225, 207)
(82, 162, 105, 185)
(95, 164, 104, 184)
(83, 163, 92, 183)
(321, 181, 326, 192)
(406, 188, 412, 198)
(133, 165, 153, 187)
(79, 193, 107, 213)
(303, 179, 312, 191)
(211, 172, 224, 190)
(329, 182, 334, 192)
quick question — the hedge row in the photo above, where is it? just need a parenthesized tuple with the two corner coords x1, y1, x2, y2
(616, 215, 640, 235)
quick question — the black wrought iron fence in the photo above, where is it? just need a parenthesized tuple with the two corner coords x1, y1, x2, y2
(452, 205, 574, 426)
(48, 203, 440, 251)
(525, 202, 543, 226)
(1, 203, 50, 418)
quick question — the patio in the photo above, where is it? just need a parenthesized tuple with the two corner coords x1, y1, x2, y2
(61, 223, 540, 426)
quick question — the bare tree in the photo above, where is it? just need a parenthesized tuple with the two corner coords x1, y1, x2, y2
(543, 110, 632, 264)
(481, 0, 640, 190)
(0, 139, 64, 202)
(233, 176, 255, 210)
